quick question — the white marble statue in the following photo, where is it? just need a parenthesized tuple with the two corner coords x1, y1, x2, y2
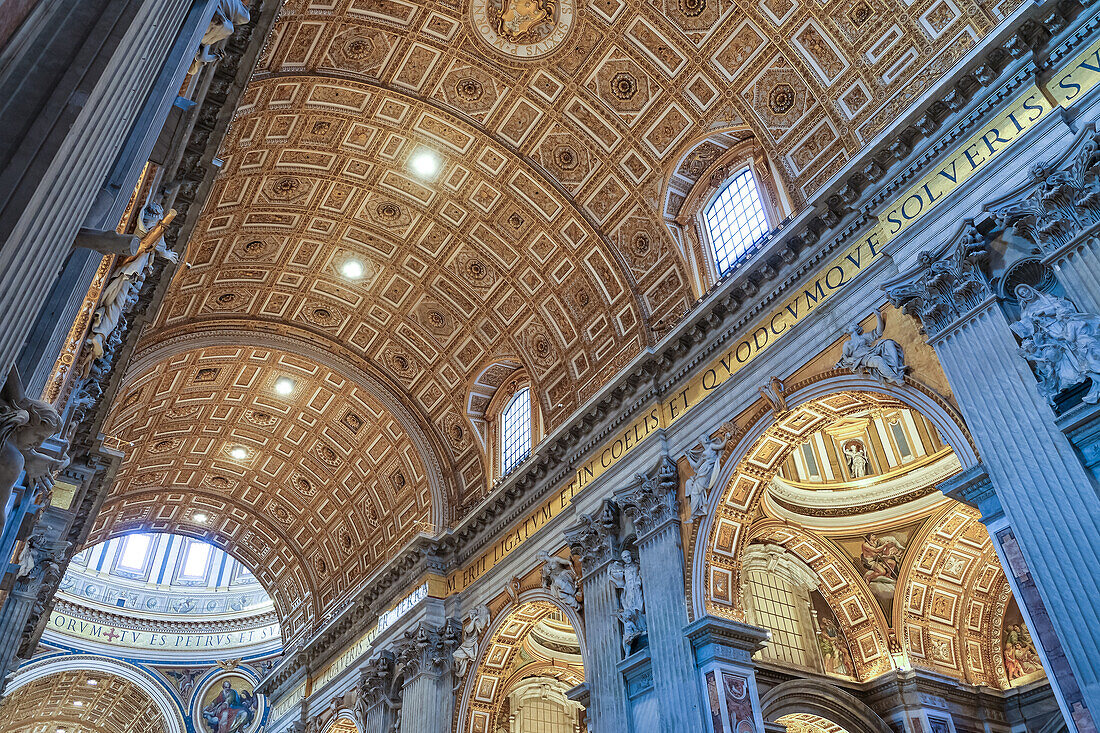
(684, 434, 724, 520)
(1012, 284, 1100, 404)
(80, 204, 178, 377)
(0, 367, 64, 525)
(609, 550, 646, 655)
(191, 0, 250, 72)
(836, 311, 907, 386)
(451, 604, 490, 686)
(537, 550, 580, 611)
(844, 442, 871, 478)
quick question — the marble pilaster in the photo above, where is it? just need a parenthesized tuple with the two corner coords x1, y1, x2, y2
(565, 500, 629, 733)
(357, 651, 400, 733)
(393, 621, 460, 733)
(616, 457, 706, 732)
(886, 227, 1100, 729)
(685, 617, 769, 733)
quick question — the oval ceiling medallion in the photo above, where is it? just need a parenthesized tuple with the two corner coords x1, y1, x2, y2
(470, 0, 576, 61)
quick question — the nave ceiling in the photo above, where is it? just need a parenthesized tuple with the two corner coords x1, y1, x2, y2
(101, 0, 1017, 642)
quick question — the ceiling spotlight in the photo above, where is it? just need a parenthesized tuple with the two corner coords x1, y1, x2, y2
(73, 701, 84, 707)
(410, 150, 440, 177)
(340, 259, 364, 279)
(86, 679, 98, 686)
(274, 376, 295, 396)
(193, 512, 208, 524)
(229, 447, 248, 461)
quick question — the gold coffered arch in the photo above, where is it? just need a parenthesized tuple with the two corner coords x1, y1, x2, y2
(94, 342, 440, 642)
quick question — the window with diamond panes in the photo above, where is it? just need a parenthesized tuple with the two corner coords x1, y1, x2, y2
(705, 168, 770, 276)
(501, 387, 531, 476)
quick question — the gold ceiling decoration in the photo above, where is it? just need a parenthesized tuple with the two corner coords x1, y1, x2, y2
(0, 671, 168, 733)
(101, 0, 1014, 641)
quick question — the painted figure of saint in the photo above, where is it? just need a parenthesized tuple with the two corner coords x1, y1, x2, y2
(201, 680, 256, 733)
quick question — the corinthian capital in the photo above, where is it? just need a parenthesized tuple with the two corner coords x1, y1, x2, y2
(359, 651, 398, 708)
(986, 125, 1100, 255)
(884, 222, 993, 339)
(393, 620, 461, 681)
(616, 457, 679, 539)
(564, 499, 621, 573)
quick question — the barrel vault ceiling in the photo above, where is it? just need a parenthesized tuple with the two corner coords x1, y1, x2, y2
(97, 0, 1013, 642)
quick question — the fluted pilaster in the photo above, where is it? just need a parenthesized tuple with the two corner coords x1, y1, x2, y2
(565, 500, 628, 733)
(392, 621, 460, 733)
(617, 458, 705, 732)
(887, 232, 1100, 726)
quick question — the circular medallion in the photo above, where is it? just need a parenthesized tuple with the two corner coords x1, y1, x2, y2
(471, 0, 576, 60)
(192, 672, 264, 733)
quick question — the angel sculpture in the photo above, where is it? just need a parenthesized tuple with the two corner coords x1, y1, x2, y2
(0, 366, 64, 525)
(835, 311, 907, 386)
(80, 204, 178, 377)
(1012, 284, 1100, 404)
(537, 549, 580, 611)
(451, 604, 491, 686)
(684, 434, 724, 520)
(609, 550, 646, 656)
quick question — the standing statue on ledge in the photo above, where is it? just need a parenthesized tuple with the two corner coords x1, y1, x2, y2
(537, 550, 580, 611)
(79, 204, 177, 378)
(684, 434, 724, 520)
(609, 550, 646, 656)
(1011, 284, 1100, 404)
(451, 604, 490, 686)
(191, 0, 250, 73)
(0, 367, 64, 526)
(836, 311, 907, 386)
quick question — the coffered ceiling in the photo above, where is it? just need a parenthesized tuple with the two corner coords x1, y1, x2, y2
(100, 0, 1014, 642)
(0, 671, 167, 733)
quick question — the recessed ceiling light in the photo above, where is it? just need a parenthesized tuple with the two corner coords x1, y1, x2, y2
(86, 679, 98, 686)
(229, 447, 248, 461)
(73, 701, 83, 707)
(340, 259, 364, 279)
(274, 376, 295, 396)
(410, 150, 440, 177)
(193, 512, 208, 524)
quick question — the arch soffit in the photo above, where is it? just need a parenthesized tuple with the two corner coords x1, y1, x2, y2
(118, 324, 450, 531)
(742, 519, 892, 679)
(86, 489, 311, 639)
(893, 503, 1008, 685)
(7, 653, 187, 733)
(760, 679, 893, 733)
(691, 373, 978, 617)
(456, 589, 587, 733)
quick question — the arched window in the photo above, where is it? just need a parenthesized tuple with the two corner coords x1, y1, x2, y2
(500, 387, 531, 476)
(704, 168, 770, 277)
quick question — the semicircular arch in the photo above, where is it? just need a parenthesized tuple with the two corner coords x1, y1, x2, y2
(6, 653, 186, 733)
(761, 679, 893, 733)
(691, 373, 977, 620)
(456, 589, 587, 733)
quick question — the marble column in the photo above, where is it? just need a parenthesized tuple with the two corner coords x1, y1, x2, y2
(357, 651, 400, 733)
(394, 621, 460, 733)
(616, 457, 706, 732)
(565, 500, 629, 733)
(886, 226, 1100, 730)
